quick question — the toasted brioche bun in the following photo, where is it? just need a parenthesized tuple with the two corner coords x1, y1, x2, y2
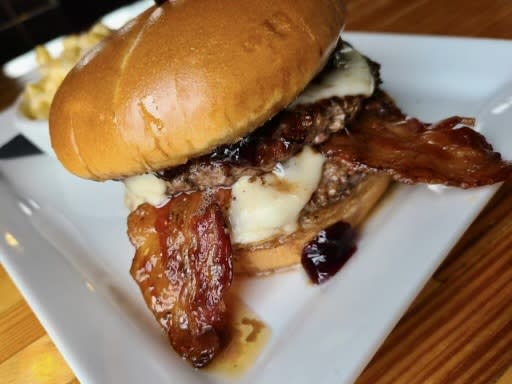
(233, 175, 391, 275)
(49, 0, 346, 180)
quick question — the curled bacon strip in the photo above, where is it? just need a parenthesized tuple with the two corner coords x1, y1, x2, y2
(321, 91, 512, 188)
(128, 190, 232, 367)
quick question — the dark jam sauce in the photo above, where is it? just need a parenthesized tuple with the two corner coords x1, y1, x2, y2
(302, 221, 358, 284)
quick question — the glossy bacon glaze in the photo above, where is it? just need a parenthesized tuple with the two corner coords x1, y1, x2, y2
(322, 91, 512, 187)
(128, 190, 232, 367)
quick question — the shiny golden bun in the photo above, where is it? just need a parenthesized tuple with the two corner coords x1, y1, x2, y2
(49, 0, 346, 180)
(233, 175, 391, 275)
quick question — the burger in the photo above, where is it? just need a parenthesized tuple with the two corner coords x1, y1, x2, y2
(49, 0, 511, 368)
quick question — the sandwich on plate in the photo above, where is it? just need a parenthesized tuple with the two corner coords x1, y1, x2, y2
(49, 0, 511, 368)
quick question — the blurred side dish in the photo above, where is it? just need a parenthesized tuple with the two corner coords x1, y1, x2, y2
(20, 23, 112, 120)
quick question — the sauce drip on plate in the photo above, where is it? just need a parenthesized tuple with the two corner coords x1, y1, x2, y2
(206, 295, 270, 378)
(302, 221, 358, 284)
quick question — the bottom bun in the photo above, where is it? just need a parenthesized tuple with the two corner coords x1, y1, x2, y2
(233, 174, 392, 275)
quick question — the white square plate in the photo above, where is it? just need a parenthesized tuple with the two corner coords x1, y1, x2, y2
(1, 32, 512, 384)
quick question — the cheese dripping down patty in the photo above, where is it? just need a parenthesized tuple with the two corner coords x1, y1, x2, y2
(292, 45, 375, 106)
(124, 173, 168, 211)
(229, 146, 325, 244)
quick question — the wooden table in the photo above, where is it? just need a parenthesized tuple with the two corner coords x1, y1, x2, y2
(1, 1, 511, 383)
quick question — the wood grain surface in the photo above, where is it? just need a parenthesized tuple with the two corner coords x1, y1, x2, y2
(1, 0, 511, 383)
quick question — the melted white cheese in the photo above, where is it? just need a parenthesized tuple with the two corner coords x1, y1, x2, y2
(293, 45, 375, 106)
(124, 174, 168, 211)
(229, 146, 325, 244)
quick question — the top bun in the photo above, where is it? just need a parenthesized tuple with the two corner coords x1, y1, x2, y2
(49, 0, 346, 180)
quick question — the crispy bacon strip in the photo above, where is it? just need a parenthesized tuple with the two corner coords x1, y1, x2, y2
(128, 190, 232, 368)
(321, 91, 512, 188)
